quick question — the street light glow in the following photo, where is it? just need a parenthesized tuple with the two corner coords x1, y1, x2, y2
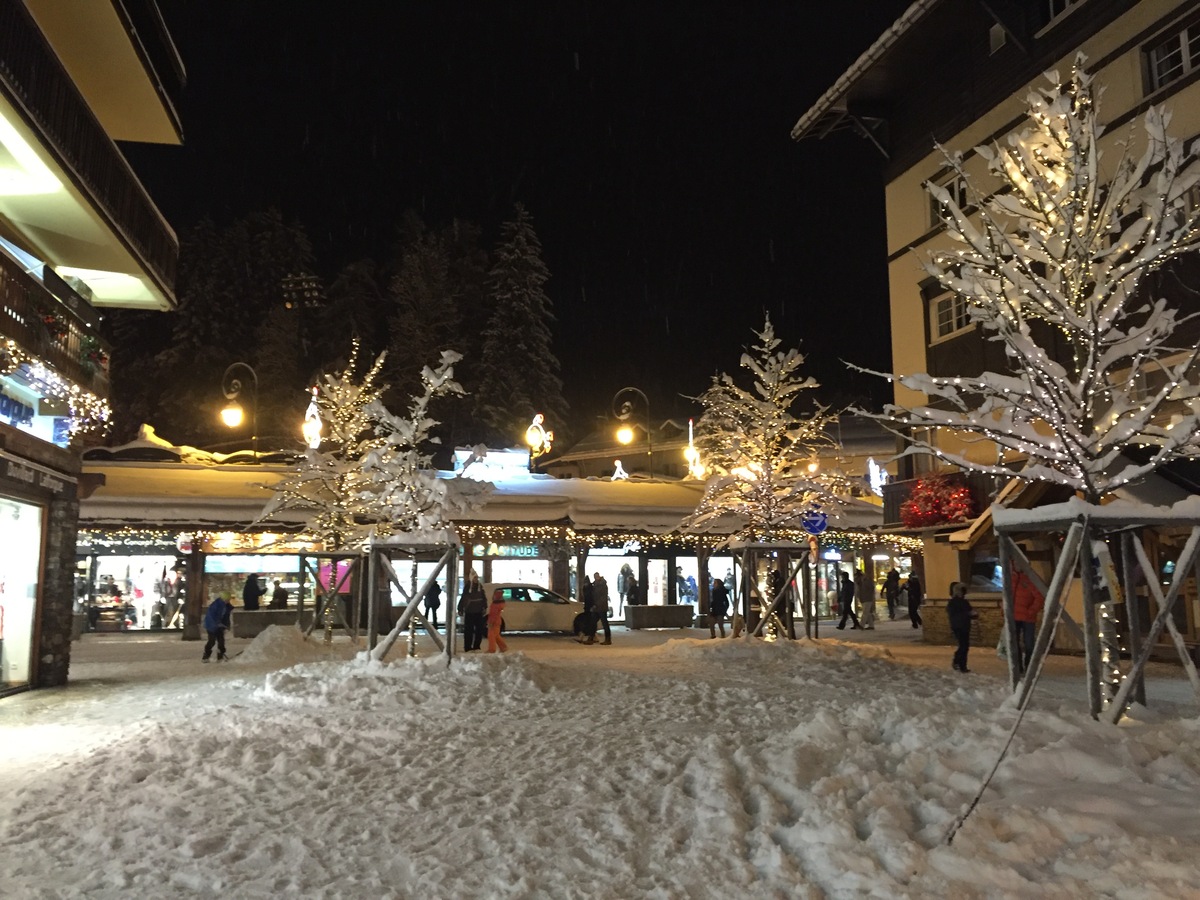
(616, 424, 634, 445)
(221, 401, 244, 428)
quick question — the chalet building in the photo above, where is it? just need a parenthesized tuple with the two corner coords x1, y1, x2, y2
(792, 0, 1200, 647)
(0, 0, 182, 694)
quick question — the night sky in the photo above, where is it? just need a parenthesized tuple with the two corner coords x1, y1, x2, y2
(125, 2, 914, 428)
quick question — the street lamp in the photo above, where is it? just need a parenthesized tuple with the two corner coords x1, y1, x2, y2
(221, 362, 258, 458)
(612, 386, 652, 478)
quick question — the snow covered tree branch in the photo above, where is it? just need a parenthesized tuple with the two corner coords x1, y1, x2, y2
(684, 316, 842, 541)
(259, 339, 482, 549)
(854, 57, 1200, 504)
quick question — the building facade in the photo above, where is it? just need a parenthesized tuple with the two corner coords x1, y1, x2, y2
(793, 0, 1200, 640)
(0, 0, 182, 694)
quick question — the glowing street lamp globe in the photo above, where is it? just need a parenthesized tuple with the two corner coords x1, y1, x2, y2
(221, 401, 244, 428)
(616, 424, 634, 445)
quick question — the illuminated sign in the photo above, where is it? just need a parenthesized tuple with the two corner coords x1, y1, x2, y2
(471, 543, 540, 558)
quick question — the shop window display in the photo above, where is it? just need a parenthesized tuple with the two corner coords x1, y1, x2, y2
(0, 497, 42, 690)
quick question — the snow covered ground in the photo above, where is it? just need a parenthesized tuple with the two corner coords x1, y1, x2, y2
(2, 620, 1199, 899)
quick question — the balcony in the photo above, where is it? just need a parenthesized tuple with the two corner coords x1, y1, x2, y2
(0, 250, 110, 397)
(0, 0, 178, 305)
(882, 472, 1003, 530)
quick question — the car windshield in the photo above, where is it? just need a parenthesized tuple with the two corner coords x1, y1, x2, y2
(529, 589, 563, 604)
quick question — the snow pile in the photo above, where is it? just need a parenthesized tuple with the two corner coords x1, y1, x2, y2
(3, 635, 1200, 898)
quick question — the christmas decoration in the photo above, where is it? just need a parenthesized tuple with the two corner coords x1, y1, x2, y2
(899, 474, 975, 529)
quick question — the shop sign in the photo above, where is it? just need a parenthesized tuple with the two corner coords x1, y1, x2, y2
(1, 456, 71, 495)
(471, 543, 539, 558)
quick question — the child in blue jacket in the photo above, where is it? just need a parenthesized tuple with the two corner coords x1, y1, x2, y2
(202, 593, 233, 662)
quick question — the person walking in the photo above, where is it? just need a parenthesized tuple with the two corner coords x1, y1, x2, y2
(858, 569, 877, 630)
(458, 572, 488, 651)
(947, 581, 977, 672)
(884, 568, 900, 620)
(422, 580, 443, 629)
(486, 588, 508, 654)
(1012, 569, 1045, 675)
(592, 572, 612, 645)
(836, 570, 861, 630)
(709, 576, 730, 638)
(907, 573, 924, 629)
(242, 573, 266, 611)
(201, 593, 233, 662)
(577, 575, 597, 644)
(623, 573, 639, 613)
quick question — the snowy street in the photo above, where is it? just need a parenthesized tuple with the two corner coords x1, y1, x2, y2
(2, 621, 1199, 899)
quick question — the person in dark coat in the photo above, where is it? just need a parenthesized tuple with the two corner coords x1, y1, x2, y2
(242, 573, 266, 611)
(202, 593, 233, 661)
(592, 573, 612, 645)
(709, 577, 730, 638)
(578, 576, 597, 644)
(884, 568, 901, 620)
(270, 580, 288, 609)
(836, 570, 861, 630)
(423, 580, 443, 629)
(458, 573, 487, 651)
(907, 573, 924, 629)
(947, 581, 977, 672)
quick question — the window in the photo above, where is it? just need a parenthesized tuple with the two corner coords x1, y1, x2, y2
(1035, 0, 1085, 32)
(933, 293, 971, 339)
(929, 173, 968, 228)
(1145, 19, 1200, 93)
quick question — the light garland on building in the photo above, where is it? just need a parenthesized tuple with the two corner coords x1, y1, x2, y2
(0, 339, 112, 438)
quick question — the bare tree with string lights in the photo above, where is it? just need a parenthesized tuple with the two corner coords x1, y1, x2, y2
(852, 57, 1200, 726)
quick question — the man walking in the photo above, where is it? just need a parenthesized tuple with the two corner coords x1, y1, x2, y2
(836, 570, 861, 630)
(592, 572, 612, 645)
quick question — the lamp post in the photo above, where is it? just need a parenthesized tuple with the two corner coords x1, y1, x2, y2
(220, 362, 259, 458)
(612, 386, 652, 478)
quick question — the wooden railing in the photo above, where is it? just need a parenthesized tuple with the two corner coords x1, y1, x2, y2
(0, 251, 111, 396)
(0, 0, 178, 297)
(882, 472, 1004, 529)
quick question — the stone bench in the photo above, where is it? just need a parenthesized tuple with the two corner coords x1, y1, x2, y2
(625, 604, 694, 630)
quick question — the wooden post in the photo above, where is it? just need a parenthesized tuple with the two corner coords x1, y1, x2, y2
(1080, 526, 1105, 719)
(1121, 531, 1146, 708)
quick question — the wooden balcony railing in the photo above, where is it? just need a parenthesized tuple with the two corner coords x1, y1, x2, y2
(0, 251, 111, 397)
(882, 472, 1005, 529)
(0, 0, 178, 298)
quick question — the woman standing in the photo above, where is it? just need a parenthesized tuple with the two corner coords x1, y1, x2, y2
(458, 573, 488, 652)
(486, 588, 508, 654)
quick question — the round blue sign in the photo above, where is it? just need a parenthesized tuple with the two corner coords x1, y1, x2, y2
(801, 509, 828, 535)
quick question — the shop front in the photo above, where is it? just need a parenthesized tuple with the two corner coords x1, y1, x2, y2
(0, 439, 78, 696)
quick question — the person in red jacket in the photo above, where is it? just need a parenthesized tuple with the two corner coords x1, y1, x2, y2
(1012, 570, 1045, 675)
(486, 588, 508, 654)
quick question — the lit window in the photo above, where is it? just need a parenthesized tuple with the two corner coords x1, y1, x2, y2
(1145, 19, 1200, 93)
(933, 293, 971, 339)
(928, 173, 969, 228)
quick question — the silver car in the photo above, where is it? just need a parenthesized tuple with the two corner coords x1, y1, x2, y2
(481, 583, 585, 633)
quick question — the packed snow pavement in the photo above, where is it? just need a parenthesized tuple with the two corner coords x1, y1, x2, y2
(3, 625, 1200, 899)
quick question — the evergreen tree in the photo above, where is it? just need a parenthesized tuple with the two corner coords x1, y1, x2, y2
(109, 209, 315, 447)
(685, 316, 839, 542)
(471, 204, 568, 447)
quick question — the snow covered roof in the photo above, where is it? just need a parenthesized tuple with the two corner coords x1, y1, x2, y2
(790, 0, 942, 142)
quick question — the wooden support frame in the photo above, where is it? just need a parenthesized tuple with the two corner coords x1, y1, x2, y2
(369, 543, 459, 663)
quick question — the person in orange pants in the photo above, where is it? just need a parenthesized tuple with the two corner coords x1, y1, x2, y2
(486, 588, 508, 653)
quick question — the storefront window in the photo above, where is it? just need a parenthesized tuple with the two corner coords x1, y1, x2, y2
(0, 497, 43, 690)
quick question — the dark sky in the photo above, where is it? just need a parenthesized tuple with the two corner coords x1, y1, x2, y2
(126, 2, 913, 428)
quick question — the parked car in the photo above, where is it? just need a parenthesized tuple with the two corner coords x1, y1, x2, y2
(479, 583, 584, 633)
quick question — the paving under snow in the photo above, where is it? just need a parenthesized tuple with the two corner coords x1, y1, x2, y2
(2, 621, 1199, 898)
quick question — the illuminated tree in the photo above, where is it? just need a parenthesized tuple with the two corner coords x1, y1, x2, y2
(260, 339, 469, 549)
(856, 58, 1200, 506)
(685, 315, 839, 541)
